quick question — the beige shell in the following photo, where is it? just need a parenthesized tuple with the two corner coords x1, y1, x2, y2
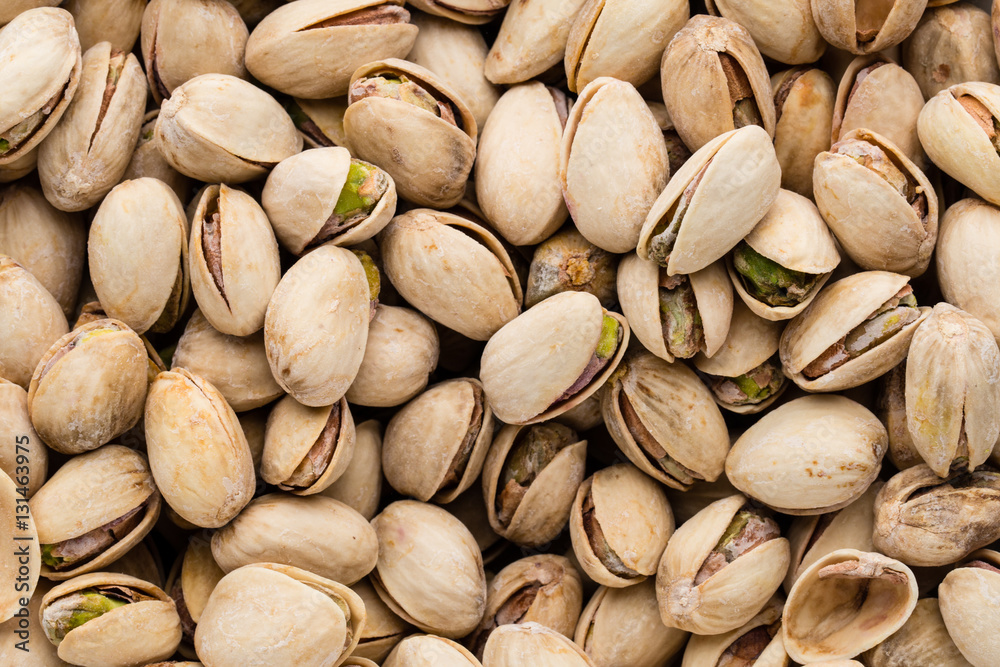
(28, 319, 149, 454)
(40, 573, 182, 666)
(211, 493, 377, 585)
(108, 540, 163, 589)
(344, 59, 477, 208)
(708, 0, 824, 64)
(726, 395, 888, 515)
(480, 292, 629, 425)
(782, 549, 918, 663)
(779, 271, 930, 392)
(444, 487, 506, 565)
(0, 579, 65, 666)
(261, 394, 356, 495)
(657, 495, 790, 635)
(0, 8, 81, 165)
(864, 597, 973, 667)
(569, 463, 674, 588)
(811, 0, 927, 54)
(483, 622, 596, 667)
(154, 73, 302, 184)
(121, 111, 190, 202)
(194, 563, 365, 667)
(144, 369, 255, 528)
(88, 177, 189, 335)
(66, 0, 146, 53)
(638, 126, 781, 276)
(351, 578, 411, 662)
(0, 469, 39, 623)
(603, 350, 730, 489)
(371, 500, 486, 639)
(0, 1, 61, 25)
(171, 537, 225, 632)
(0, 379, 47, 497)
(264, 244, 369, 407)
(484, 0, 588, 85)
(292, 95, 351, 150)
(189, 184, 281, 336)
(679, 595, 787, 667)
(937, 199, 1000, 340)
(379, 209, 522, 341)
(382, 378, 492, 504)
(0, 255, 68, 388)
(475, 82, 568, 247)
(939, 550, 1000, 667)
(664, 475, 741, 526)
(772, 67, 835, 199)
(0, 147, 38, 184)
(261, 147, 397, 254)
(320, 419, 383, 521)
(384, 634, 481, 667)
(407, 0, 508, 25)
(481, 422, 586, 548)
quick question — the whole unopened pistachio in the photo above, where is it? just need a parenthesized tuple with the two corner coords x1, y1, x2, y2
(811, 0, 928, 54)
(939, 550, 1000, 667)
(483, 0, 588, 84)
(708, 0, 824, 64)
(1, 469, 39, 623)
(772, 67, 835, 198)
(321, 419, 383, 520)
(65, 0, 146, 53)
(937, 199, 1000, 340)
(0, 255, 69, 388)
(864, 597, 973, 667)
(903, 3, 999, 98)
(679, 594, 786, 667)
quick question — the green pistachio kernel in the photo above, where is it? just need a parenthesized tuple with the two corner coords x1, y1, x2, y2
(596, 316, 620, 359)
(732, 242, 819, 308)
(45, 592, 128, 644)
(351, 250, 381, 303)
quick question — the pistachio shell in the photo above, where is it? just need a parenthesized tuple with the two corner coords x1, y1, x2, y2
(708, 0, 824, 64)
(351, 578, 410, 662)
(679, 594, 786, 667)
(0, 579, 64, 666)
(694, 300, 783, 382)
(121, 111, 190, 201)
(811, 0, 927, 54)
(0, 1, 60, 25)
(320, 419, 383, 520)
(0, 469, 39, 623)
(175, 538, 224, 627)
(939, 550, 1000, 667)
(0, 379, 47, 497)
(384, 635, 482, 667)
(408, 0, 508, 24)
(484, 0, 589, 85)
(937, 199, 1000, 340)
(291, 96, 352, 149)
(903, 3, 1000, 98)
(772, 67, 835, 199)
(0, 255, 69, 388)
(483, 622, 596, 667)
(864, 597, 973, 667)
(66, 0, 145, 53)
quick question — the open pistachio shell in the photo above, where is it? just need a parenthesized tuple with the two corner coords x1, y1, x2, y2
(679, 594, 787, 667)
(939, 550, 1000, 667)
(864, 597, 973, 667)
(782, 549, 918, 663)
(351, 578, 411, 662)
(0, 379, 47, 497)
(1, 469, 39, 623)
(320, 419, 382, 520)
(937, 199, 1000, 340)
(772, 67, 835, 199)
(811, 0, 927, 54)
(484, 0, 588, 85)
(484, 622, 597, 667)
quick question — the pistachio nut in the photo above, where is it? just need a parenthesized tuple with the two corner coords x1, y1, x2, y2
(0, 255, 69, 388)
(408, 0, 507, 24)
(483, 0, 588, 85)
(878, 362, 924, 470)
(65, 0, 146, 53)
(382, 378, 492, 504)
(264, 244, 371, 407)
(344, 59, 477, 208)
(918, 82, 1000, 205)
(772, 67, 835, 199)
(155, 73, 302, 184)
(637, 126, 781, 275)
(905, 303, 1000, 476)
(194, 563, 365, 667)
(726, 395, 888, 515)
(708, 0, 824, 64)
(0, 8, 81, 165)
(88, 177, 189, 335)
(602, 350, 730, 490)
(1, 469, 39, 623)
(679, 594, 787, 667)
(320, 419, 382, 521)
(286, 96, 351, 150)
(480, 292, 628, 425)
(475, 82, 569, 247)
(0, 2, 60, 26)
(211, 493, 377, 585)
(165, 537, 225, 652)
(811, 0, 928, 54)
(350, 577, 411, 662)
(0, 579, 64, 666)
(261, 394, 356, 495)
(694, 300, 787, 414)
(145, 369, 255, 528)
(188, 183, 281, 336)
(379, 209, 522, 341)
(864, 597, 973, 667)
(0, 184, 86, 317)
(483, 622, 597, 667)
(778, 271, 930, 392)
(564, 0, 687, 92)
(873, 463, 1000, 567)
(384, 634, 482, 667)
(27, 319, 148, 454)
(660, 15, 775, 152)
(40, 573, 182, 667)
(371, 500, 486, 639)
(0, 379, 47, 497)
(569, 463, 674, 588)
(815, 129, 937, 276)
(939, 550, 1000, 667)
(121, 111, 190, 201)
(782, 549, 918, 663)
(526, 227, 617, 310)
(468, 554, 583, 658)
(937, 199, 1000, 339)
(481, 421, 586, 548)
(560, 77, 669, 253)
(37, 41, 146, 212)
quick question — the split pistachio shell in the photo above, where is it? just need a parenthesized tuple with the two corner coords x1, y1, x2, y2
(262, 147, 397, 254)
(261, 394, 356, 495)
(211, 494, 377, 585)
(483, 0, 588, 85)
(320, 419, 382, 520)
(811, 0, 928, 54)
(939, 550, 1000, 667)
(560, 77, 669, 253)
(575, 579, 688, 667)
(40, 573, 182, 667)
(903, 3, 999, 98)
(408, 0, 507, 24)
(679, 595, 786, 667)
(480, 292, 628, 425)
(121, 111, 190, 201)
(564, 0, 687, 92)
(88, 178, 189, 335)
(657, 495, 790, 635)
(28, 319, 148, 454)
(264, 244, 370, 407)
(144, 369, 255, 528)
(351, 578, 411, 662)
(65, 0, 146, 53)
(371, 500, 487, 639)
(483, 622, 597, 667)
(637, 126, 781, 276)
(779, 271, 930, 392)
(385, 634, 481, 667)
(708, 0, 824, 64)
(382, 378, 492, 504)
(1, 469, 39, 623)
(194, 563, 365, 667)
(905, 303, 1000, 476)
(344, 59, 477, 208)
(475, 82, 568, 247)
(937, 199, 1000, 340)
(37, 41, 146, 212)
(864, 597, 973, 667)
(569, 463, 674, 588)
(727, 395, 888, 515)
(782, 549, 918, 663)
(772, 67, 835, 199)
(0, 8, 81, 165)
(0, 255, 69, 388)
(189, 184, 281, 336)
(155, 73, 302, 184)
(0, 379, 47, 497)
(379, 209, 522, 341)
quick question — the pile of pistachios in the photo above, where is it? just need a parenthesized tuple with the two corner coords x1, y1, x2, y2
(4, 0, 1000, 665)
